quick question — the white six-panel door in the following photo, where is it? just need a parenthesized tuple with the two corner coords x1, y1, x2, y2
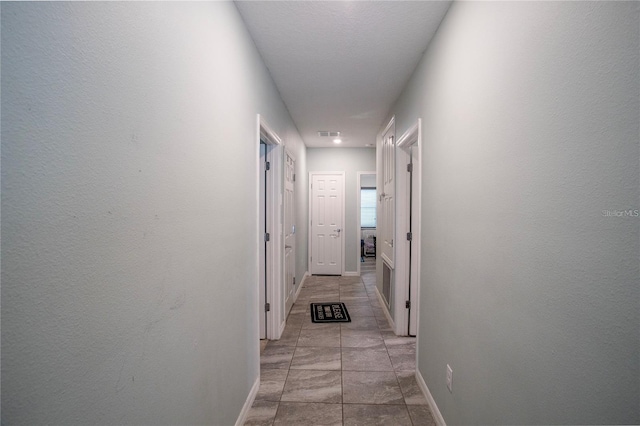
(381, 125, 395, 267)
(284, 151, 296, 315)
(310, 173, 344, 275)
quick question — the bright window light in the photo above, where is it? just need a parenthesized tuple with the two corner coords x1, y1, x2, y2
(361, 188, 376, 228)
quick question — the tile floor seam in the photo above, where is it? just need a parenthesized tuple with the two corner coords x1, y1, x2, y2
(247, 261, 435, 425)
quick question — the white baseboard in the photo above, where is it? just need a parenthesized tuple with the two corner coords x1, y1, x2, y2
(343, 271, 360, 277)
(235, 374, 260, 426)
(294, 271, 308, 302)
(415, 369, 446, 426)
(374, 286, 395, 330)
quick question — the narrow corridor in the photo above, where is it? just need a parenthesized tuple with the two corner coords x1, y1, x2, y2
(245, 259, 436, 425)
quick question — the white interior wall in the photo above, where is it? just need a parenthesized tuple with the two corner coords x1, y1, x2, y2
(1, 2, 306, 424)
(360, 174, 376, 188)
(307, 148, 376, 274)
(388, 2, 639, 424)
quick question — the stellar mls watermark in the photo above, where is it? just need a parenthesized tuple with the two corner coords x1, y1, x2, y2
(602, 209, 639, 218)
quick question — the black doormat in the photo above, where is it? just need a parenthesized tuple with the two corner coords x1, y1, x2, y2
(310, 302, 351, 323)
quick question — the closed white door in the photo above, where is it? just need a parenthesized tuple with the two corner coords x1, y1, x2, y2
(310, 173, 344, 275)
(284, 151, 296, 315)
(381, 125, 395, 267)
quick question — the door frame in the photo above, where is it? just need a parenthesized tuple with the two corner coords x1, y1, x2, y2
(256, 114, 284, 340)
(395, 119, 422, 336)
(356, 171, 377, 276)
(308, 171, 346, 276)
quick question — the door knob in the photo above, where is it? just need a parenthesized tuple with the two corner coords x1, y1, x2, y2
(285, 245, 292, 249)
(334, 229, 341, 233)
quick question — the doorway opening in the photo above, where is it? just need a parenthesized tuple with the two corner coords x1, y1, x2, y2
(257, 114, 284, 340)
(356, 172, 377, 277)
(396, 119, 422, 337)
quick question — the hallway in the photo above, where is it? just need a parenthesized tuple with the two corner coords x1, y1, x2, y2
(2, 2, 637, 424)
(245, 259, 435, 425)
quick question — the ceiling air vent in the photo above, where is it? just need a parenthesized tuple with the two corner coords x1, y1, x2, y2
(317, 131, 341, 137)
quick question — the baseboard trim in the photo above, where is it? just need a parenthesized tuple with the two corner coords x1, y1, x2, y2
(415, 369, 446, 426)
(374, 286, 395, 330)
(343, 271, 359, 277)
(235, 374, 260, 426)
(294, 272, 308, 302)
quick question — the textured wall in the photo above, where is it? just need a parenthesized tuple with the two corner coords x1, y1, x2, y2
(307, 148, 376, 274)
(1, 2, 305, 424)
(390, 1, 639, 424)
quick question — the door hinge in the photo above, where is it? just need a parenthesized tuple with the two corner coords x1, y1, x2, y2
(266, 161, 271, 171)
(293, 277, 296, 286)
(407, 232, 412, 241)
(407, 163, 413, 172)
(265, 233, 270, 242)
(293, 174, 296, 182)
(265, 303, 271, 312)
(406, 300, 411, 309)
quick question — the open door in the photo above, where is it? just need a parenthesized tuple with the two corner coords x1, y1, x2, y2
(283, 150, 296, 316)
(396, 120, 422, 337)
(259, 142, 268, 339)
(257, 115, 284, 340)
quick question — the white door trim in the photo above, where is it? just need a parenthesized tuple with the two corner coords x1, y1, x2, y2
(308, 171, 346, 276)
(256, 114, 284, 341)
(394, 119, 422, 336)
(356, 171, 376, 276)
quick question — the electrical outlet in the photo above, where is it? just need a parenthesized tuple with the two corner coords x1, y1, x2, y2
(446, 364, 453, 392)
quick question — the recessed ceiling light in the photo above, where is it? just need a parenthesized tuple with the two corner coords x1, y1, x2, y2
(333, 138, 342, 144)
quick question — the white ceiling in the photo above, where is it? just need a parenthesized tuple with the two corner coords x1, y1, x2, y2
(235, 1, 452, 148)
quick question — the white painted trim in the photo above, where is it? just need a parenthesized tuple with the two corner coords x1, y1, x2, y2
(294, 271, 309, 302)
(255, 116, 263, 341)
(258, 114, 284, 341)
(374, 285, 395, 331)
(356, 171, 376, 276)
(415, 369, 446, 426)
(260, 117, 282, 146)
(412, 120, 423, 338)
(235, 375, 260, 426)
(396, 121, 419, 148)
(343, 271, 360, 277)
(381, 115, 396, 137)
(308, 171, 346, 276)
(393, 119, 422, 336)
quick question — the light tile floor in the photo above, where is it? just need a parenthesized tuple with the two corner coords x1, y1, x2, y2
(245, 259, 437, 425)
